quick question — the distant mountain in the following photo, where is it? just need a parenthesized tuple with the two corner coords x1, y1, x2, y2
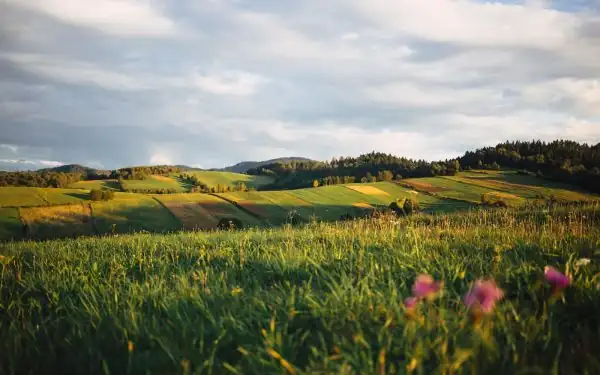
(218, 157, 314, 173)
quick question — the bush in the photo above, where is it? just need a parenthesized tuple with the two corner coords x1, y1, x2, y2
(101, 190, 115, 201)
(388, 198, 407, 216)
(217, 218, 243, 230)
(90, 189, 103, 201)
(403, 197, 419, 214)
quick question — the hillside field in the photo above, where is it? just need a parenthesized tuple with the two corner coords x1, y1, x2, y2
(120, 175, 187, 193)
(0, 187, 89, 208)
(1, 206, 599, 374)
(180, 171, 275, 189)
(0, 171, 598, 241)
(68, 179, 121, 191)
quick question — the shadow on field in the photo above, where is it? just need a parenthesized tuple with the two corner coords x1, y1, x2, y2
(65, 192, 93, 200)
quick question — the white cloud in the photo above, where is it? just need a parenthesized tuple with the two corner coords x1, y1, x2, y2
(0, 52, 149, 91)
(193, 70, 266, 96)
(348, 0, 581, 49)
(39, 160, 63, 167)
(4, 0, 177, 37)
(150, 153, 173, 165)
(341, 32, 360, 41)
(0, 144, 18, 153)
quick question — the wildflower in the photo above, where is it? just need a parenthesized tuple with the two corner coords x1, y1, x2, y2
(412, 274, 443, 300)
(463, 279, 504, 316)
(544, 266, 570, 293)
(574, 258, 591, 267)
(127, 340, 134, 352)
(403, 297, 418, 310)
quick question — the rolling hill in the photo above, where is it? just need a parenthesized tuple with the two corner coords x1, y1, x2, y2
(218, 157, 314, 173)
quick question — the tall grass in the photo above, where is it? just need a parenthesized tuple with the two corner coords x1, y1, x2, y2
(1, 205, 599, 374)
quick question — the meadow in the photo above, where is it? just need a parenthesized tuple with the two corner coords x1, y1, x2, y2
(180, 171, 275, 190)
(68, 180, 121, 191)
(1, 205, 599, 374)
(121, 175, 187, 193)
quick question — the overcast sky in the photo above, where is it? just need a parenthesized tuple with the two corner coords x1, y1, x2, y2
(1, 0, 599, 170)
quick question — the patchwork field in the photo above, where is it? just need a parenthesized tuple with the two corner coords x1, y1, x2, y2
(120, 175, 187, 192)
(68, 179, 121, 191)
(19, 203, 94, 239)
(155, 193, 261, 229)
(90, 193, 181, 234)
(181, 171, 274, 189)
(217, 191, 292, 224)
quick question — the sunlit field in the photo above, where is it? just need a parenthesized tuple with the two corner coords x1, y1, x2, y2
(1, 204, 599, 374)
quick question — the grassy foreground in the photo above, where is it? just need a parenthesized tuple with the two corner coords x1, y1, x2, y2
(1, 206, 600, 374)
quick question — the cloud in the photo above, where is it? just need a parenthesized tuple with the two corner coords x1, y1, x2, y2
(0, 52, 150, 91)
(193, 70, 266, 96)
(3, 0, 177, 37)
(0, 144, 18, 153)
(0, 0, 599, 169)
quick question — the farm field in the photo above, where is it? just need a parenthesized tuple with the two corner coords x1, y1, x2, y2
(180, 171, 274, 189)
(120, 175, 187, 192)
(90, 193, 181, 234)
(154, 193, 261, 229)
(19, 203, 94, 240)
(68, 179, 121, 191)
(0, 187, 89, 207)
(1, 205, 599, 374)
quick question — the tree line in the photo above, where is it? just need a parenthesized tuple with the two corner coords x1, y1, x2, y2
(247, 152, 460, 190)
(0, 171, 83, 188)
(459, 140, 600, 193)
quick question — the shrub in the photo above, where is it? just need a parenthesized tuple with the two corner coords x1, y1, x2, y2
(403, 196, 419, 214)
(217, 218, 243, 230)
(90, 189, 103, 201)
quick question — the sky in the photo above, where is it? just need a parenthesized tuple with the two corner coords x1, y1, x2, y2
(1, 0, 599, 171)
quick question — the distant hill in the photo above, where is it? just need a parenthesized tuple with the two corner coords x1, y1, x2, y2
(37, 164, 105, 175)
(218, 157, 314, 173)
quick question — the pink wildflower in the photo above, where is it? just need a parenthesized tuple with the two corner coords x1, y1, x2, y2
(412, 274, 443, 300)
(403, 297, 418, 310)
(544, 266, 570, 293)
(463, 279, 504, 314)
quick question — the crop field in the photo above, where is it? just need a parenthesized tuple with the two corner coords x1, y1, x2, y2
(90, 193, 181, 234)
(0, 187, 89, 207)
(19, 203, 94, 239)
(155, 194, 261, 229)
(0, 187, 46, 207)
(68, 180, 121, 191)
(1, 205, 599, 374)
(456, 171, 597, 203)
(217, 191, 292, 224)
(181, 171, 274, 189)
(402, 176, 527, 205)
(0, 208, 22, 241)
(120, 175, 187, 192)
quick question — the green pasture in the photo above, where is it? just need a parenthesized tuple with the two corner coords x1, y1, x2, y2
(181, 171, 274, 189)
(120, 175, 187, 192)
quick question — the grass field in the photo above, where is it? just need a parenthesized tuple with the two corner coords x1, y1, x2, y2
(68, 180, 121, 191)
(1, 205, 599, 374)
(90, 193, 181, 234)
(121, 176, 187, 193)
(0, 187, 89, 207)
(0, 208, 22, 241)
(155, 193, 261, 230)
(181, 171, 274, 189)
(19, 203, 94, 239)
